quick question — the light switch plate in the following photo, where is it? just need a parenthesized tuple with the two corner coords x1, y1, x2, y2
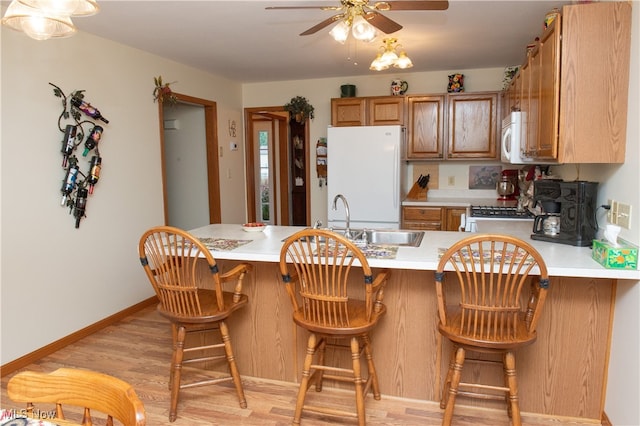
(617, 202, 632, 229)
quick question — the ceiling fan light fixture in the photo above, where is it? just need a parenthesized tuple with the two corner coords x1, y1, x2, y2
(2, 0, 76, 40)
(329, 19, 350, 44)
(370, 37, 413, 72)
(380, 50, 398, 65)
(351, 14, 376, 42)
(369, 53, 389, 71)
(18, 0, 99, 17)
(394, 51, 413, 69)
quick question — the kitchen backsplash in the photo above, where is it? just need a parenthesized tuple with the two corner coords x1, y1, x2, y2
(407, 162, 506, 194)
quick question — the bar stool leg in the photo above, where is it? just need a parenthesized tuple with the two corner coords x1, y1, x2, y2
(504, 351, 521, 426)
(293, 332, 317, 425)
(315, 337, 327, 392)
(362, 334, 381, 400)
(169, 325, 186, 422)
(220, 321, 247, 409)
(440, 346, 457, 409)
(169, 324, 178, 391)
(442, 346, 465, 426)
(350, 337, 366, 426)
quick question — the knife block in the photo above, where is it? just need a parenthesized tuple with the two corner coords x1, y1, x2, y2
(406, 181, 428, 200)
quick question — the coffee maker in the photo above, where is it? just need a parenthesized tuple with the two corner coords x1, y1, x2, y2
(531, 180, 598, 246)
(497, 169, 519, 201)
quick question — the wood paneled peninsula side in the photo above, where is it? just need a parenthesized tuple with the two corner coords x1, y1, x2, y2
(188, 224, 639, 423)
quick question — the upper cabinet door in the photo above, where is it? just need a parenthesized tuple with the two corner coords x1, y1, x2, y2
(331, 96, 405, 127)
(447, 92, 498, 159)
(331, 98, 366, 126)
(368, 96, 405, 126)
(536, 17, 561, 159)
(557, 2, 631, 163)
(407, 95, 445, 159)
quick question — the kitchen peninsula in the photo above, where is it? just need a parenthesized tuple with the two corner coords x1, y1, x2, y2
(188, 223, 638, 423)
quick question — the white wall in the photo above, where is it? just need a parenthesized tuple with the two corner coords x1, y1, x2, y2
(0, 28, 245, 363)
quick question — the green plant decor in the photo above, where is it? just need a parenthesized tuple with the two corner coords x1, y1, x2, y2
(284, 96, 315, 123)
(153, 76, 178, 105)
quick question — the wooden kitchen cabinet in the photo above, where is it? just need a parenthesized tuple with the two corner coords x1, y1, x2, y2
(402, 206, 466, 231)
(519, 2, 631, 163)
(444, 207, 466, 232)
(402, 206, 442, 230)
(331, 96, 405, 127)
(447, 92, 498, 160)
(406, 95, 445, 159)
(502, 69, 522, 120)
(406, 92, 498, 160)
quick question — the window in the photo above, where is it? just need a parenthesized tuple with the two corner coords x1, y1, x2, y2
(258, 130, 272, 223)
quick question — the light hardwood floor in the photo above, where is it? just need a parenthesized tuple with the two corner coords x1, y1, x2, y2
(1, 306, 600, 425)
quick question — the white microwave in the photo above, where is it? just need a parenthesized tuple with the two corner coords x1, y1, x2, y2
(501, 112, 533, 164)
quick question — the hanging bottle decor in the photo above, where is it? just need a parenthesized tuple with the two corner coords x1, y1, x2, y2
(50, 82, 109, 228)
(71, 96, 110, 124)
(74, 187, 89, 229)
(82, 125, 103, 156)
(87, 155, 101, 194)
(60, 124, 77, 167)
(60, 157, 80, 206)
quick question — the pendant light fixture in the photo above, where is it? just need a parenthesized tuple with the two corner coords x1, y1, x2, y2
(370, 37, 413, 71)
(2, 0, 99, 41)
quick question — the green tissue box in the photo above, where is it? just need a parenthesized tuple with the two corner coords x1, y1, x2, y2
(592, 239, 638, 270)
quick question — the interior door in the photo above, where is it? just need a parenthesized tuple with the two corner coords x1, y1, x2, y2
(244, 107, 295, 225)
(158, 93, 221, 227)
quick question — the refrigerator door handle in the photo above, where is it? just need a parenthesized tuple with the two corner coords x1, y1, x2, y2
(393, 144, 398, 209)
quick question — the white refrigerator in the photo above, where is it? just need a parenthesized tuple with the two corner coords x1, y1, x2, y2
(327, 125, 403, 229)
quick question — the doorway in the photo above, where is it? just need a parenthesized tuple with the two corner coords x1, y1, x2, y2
(244, 106, 310, 226)
(158, 92, 221, 228)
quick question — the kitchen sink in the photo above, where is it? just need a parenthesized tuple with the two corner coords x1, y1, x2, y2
(363, 229, 424, 247)
(287, 228, 424, 248)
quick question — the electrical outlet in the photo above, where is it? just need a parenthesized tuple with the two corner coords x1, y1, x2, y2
(617, 202, 632, 229)
(448, 176, 455, 186)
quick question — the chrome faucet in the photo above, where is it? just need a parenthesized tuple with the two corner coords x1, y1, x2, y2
(332, 194, 351, 239)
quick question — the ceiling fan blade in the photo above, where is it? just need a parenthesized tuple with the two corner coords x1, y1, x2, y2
(265, 6, 342, 10)
(375, 1, 449, 11)
(300, 14, 344, 36)
(364, 11, 402, 34)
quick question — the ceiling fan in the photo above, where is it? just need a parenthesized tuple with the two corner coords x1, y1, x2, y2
(266, 0, 449, 37)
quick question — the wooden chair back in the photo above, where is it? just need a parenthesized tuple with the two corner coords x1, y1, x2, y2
(139, 226, 244, 318)
(7, 368, 146, 425)
(279, 229, 387, 329)
(435, 234, 549, 343)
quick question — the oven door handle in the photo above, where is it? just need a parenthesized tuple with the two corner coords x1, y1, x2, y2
(460, 213, 478, 232)
(459, 213, 467, 231)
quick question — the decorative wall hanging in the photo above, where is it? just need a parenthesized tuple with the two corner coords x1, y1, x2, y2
(153, 75, 178, 105)
(502, 66, 519, 90)
(447, 73, 464, 93)
(50, 82, 109, 228)
(284, 96, 315, 123)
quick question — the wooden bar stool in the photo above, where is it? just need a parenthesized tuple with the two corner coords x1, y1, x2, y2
(7, 367, 146, 425)
(435, 234, 549, 426)
(139, 226, 251, 422)
(280, 229, 390, 425)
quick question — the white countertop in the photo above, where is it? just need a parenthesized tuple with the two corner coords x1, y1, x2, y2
(188, 223, 640, 280)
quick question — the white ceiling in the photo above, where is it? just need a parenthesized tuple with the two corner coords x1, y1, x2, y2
(11, 0, 573, 83)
